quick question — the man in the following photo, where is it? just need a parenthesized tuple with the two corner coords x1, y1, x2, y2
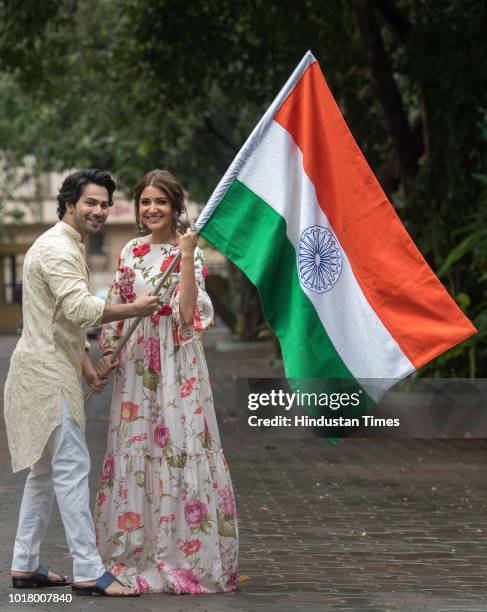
(4, 169, 159, 596)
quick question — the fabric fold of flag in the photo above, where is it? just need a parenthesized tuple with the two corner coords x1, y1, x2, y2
(196, 51, 476, 395)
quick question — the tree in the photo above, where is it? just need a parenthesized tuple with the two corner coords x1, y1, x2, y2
(0, 0, 485, 374)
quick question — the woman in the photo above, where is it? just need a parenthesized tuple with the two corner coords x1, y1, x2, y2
(94, 169, 238, 594)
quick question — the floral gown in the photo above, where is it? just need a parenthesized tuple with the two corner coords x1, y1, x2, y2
(94, 237, 238, 594)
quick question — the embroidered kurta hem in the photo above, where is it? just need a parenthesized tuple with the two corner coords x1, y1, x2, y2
(95, 239, 238, 594)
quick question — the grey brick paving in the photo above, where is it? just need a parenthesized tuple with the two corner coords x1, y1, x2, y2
(1, 332, 487, 611)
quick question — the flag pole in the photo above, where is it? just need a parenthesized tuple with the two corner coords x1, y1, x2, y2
(84, 221, 196, 403)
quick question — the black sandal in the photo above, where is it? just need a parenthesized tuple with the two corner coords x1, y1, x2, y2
(72, 570, 140, 597)
(12, 563, 71, 588)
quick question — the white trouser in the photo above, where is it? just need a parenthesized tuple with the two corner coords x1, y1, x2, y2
(11, 393, 105, 582)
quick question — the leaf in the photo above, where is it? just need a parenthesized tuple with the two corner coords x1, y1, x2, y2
(455, 292, 471, 310)
(437, 235, 477, 277)
(109, 530, 126, 546)
(143, 367, 159, 391)
(217, 512, 236, 538)
(134, 470, 145, 487)
(472, 172, 487, 184)
(196, 431, 212, 449)
(166, 453, 187, 468)
(135, 359, 144, 376)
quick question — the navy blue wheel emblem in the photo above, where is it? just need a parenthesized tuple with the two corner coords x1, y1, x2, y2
(298, 226, 342, 293)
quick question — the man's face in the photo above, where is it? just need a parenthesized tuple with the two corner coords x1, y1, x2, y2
(66, 183, 110, 238)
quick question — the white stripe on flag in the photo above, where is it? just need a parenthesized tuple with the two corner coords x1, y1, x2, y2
(239, 120, 415, 381)
(196, 51, 316, 231)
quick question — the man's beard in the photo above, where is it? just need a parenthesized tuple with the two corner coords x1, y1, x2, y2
(83, 216, 105, 233)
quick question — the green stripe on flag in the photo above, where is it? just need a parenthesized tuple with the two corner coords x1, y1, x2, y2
(201, 179, 376, 438)
(200, 179, 353, 380)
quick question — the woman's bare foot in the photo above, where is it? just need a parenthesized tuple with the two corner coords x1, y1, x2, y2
(73, 578, 139, 596)
(11, 570, 65, 583)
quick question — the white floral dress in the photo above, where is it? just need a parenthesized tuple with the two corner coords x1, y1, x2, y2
(94, 237, 238, 594)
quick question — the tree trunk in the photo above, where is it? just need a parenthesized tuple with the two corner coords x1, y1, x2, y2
(356, 0, 419, 188)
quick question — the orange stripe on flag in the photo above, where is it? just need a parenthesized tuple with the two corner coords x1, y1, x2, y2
(274, 62, 475, 369)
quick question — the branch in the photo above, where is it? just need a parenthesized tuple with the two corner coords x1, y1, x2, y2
(203, 117, 236, 154)
(356, 0, 419, 185)
(372, 0, 411, 39)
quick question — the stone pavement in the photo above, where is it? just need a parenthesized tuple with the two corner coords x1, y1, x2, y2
(1, 331, 487, 611)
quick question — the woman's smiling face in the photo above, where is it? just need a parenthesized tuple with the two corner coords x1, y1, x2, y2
(138, 185, 174, 234)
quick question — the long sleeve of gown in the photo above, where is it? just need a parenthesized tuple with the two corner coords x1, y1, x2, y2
(170, 247, 214, 346)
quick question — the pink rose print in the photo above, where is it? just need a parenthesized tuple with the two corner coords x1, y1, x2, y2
(117, 511, 142, 532)
(227, 572, 238, 591)
(153, 425, 170, 448)
(129, 433, 148, 443)
(132, 545, 144, 555)
(202, 264, 208, 279)
(136, 575, 150, 592)
(150, 304, 172, 325)
(160, 254, 180, 273)
(120, 401, 139, 421)
(194, 309, 204, 332)
(116, 267, 137, 302)
(222, 455, 229, 471)
(157, 561, 165, 571)
(132, 242, 151, 257)
(168, 568, 204, 594)
(96, 491, 107, 507)
(100, 452, 115, 483)
(118, 476, 128, 499)
(218, 484, 236, 518)
(144, 338, 161, 372)
(184, 499, 208, 529)
(180, 377, 197, 398)
(180, 539, 202, 556)
(110, 563, 125, 577)
(159, 514, 175, 524)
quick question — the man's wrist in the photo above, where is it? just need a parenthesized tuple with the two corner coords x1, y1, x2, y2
(130, 301, 141, 317)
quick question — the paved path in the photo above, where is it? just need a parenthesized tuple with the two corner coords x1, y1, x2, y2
(1, 332, 487, 611)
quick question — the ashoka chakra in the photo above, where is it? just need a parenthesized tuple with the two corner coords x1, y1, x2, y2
(298, 226, 342, 293)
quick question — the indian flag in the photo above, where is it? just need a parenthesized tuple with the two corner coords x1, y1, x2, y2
(196, 51, 476, 397)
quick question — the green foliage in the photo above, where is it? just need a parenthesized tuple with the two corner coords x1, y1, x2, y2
(0, 0, 485, 375)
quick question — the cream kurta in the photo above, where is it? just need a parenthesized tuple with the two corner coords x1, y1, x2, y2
(4, 221, 105, 473)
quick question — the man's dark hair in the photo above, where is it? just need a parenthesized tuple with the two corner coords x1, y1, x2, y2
(57, 169, 117, 220)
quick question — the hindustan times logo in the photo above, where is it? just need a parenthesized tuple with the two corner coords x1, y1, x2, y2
(247, 389, 362, 411)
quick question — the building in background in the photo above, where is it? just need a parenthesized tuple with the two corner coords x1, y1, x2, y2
(0, 170, 226, 333)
